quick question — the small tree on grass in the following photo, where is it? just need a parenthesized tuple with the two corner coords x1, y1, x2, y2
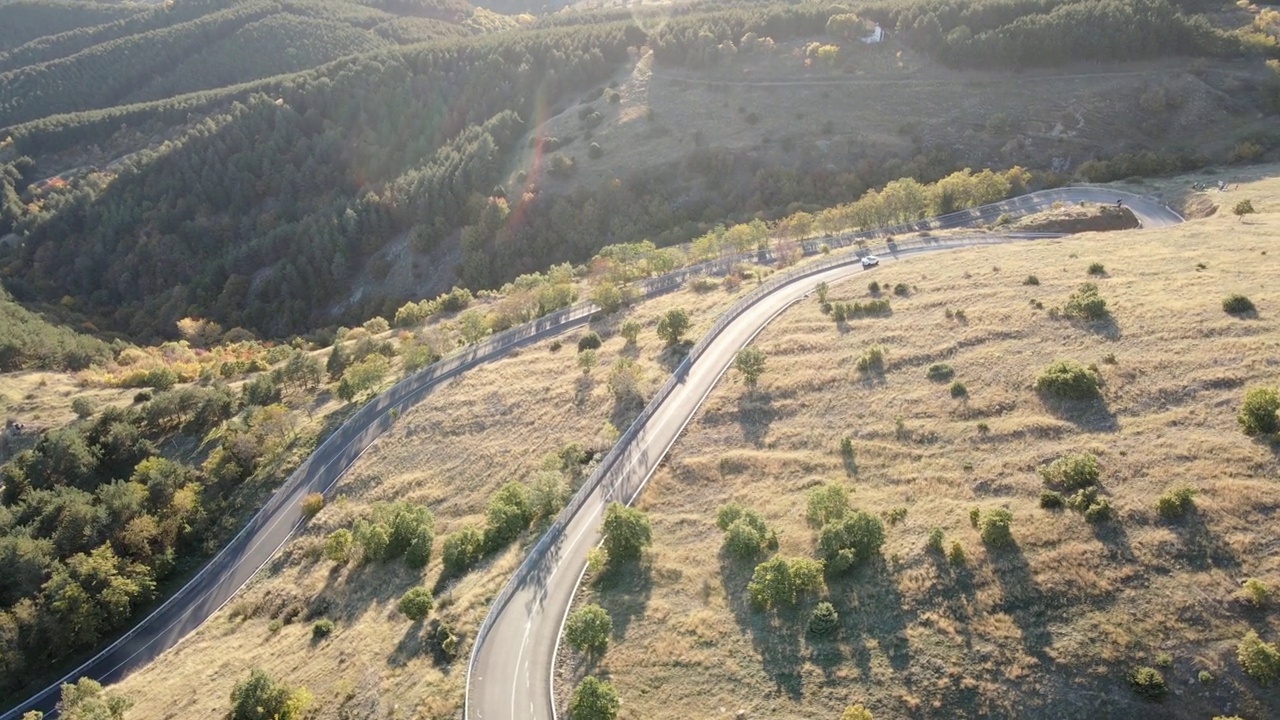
(565, 604, 612, 653)
(734, 346, 767, 387)
(1242, 578, 1269, 608)
(56, 678, 131, 720)
(1223, 294, 1256, 315)
(808, 601, 840, 637)
(607, 357, 645, 402)
(842, 705, 874, 720)
(620, 320, 641, 344)
(1233, 198, 1256, 218)
(1038, 453, 1100, 490)
(602, 502, 651, 564)
(748, 556, 825, 609)
(569, 676, 620, 720)
(442, 525, 485, 576)
(806, 482, 849, 526)
(229, 669, 311, 720)
(1237, 631, 1280, 685)
(656, 308, 690, 346)
(978, 508, 1014, 547)
(578, 348, 598, 376)
(1155, 486, 1197, 519)
(71, 397, 95, 419)
(1062, 283, 1108, 320)
(337, 355, 390, 401)
(325, 529, 353, 564)
(484, 482, 534, 551)
(1035, 359, 1100, 400)
(818, 511, 886, 573)
(717, 504, 774, 559)
(1238, 387, 1279, 436)
(1128, 666, 1167, 701)
(398, 587, 434, 621)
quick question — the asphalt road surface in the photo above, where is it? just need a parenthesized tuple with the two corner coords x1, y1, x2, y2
(466, 189, 1181, 720)
(0, 188, 1179, 720)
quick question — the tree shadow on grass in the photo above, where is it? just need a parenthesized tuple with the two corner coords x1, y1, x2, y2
(736, 390, 778, 447)
(830, 557, 912, 675)
(987, 541, 1053, 665)
(1073, 314, 1121, 340)
(592, 559, 653, 642)
(1170, 508, 1239, 571)
(719, 552, 805, 700)
(1087, 514, 1135, 563)
(658, 341, 692, 373)
(574, 375, 593, 408)
(1038, 394, 1118, 433)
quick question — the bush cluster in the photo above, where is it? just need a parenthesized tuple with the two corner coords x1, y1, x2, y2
(1155, 486, 1197, 519)
(1035, 359, 1100, 400)
(855, 345, 887, 373)
(1128, 666, 1167, 701)
(830, 299, 891, 322)
(1062, 282, 1108, 320)
(716, 502, 776, 559)
(926, 363, 955, 382)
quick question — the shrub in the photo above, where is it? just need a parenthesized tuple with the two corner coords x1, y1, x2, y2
(748, 556, 825, 609)
(926, 364, 955, 382)
(806, 483, 849, 526)
(842, 705, 873, 720)
(484, 482, 533, 551)
(969, 507, 980, 528)
(324, 529, 353, 564)
(1062, 283, 1108, 320)
(1023, 275, 1040, 286)
(442, 525, 485, 576)
(620, 321, 641, 344)
(602, 502, 651, 563)
(978, 508, 1014, 547)
(1155, 652, 1172, 668)
(71, 397, 95, 419)
(808, 602, 840, 637)
(1083, 499, 1113, 523)
(1039, 491, 1064, 509)
(578, 332, 602, 352)
(398, 587, 434, 621)
(1197, 670, 1214, 684)
(927, 527, 945, 553)
(818, 511, 886, 573)
(1128, 666, 1167, 700)
(1223, 294, 1256, 315)
(565, 604, 612, 653)
(949, 381, 968, 398)
(363, 317, 390, 334)
(1242, 578, 1269, 608)
(868, 281, 881, 295)
(1238, 387, 1280, 435)
(1233, 198, 1256, 217)
(893, 283, 909, 297)
(656, 308, 690, 346)
(301, 493, 325, 519)
(229, 669, 310, 720)
(840, 436, 854, 457)
(1038, 453, 1100, 490)
(1155, 486, 1197, 519)
(312, 619, 334, 639)
(569, 676, 620, 720)
(1035, 360, 1100, 400)
(587, 142, 603, 159)
(734, 346, 767, 387)
(1237, 631, 1280, 685)
(268, 619, 283, 633)
(607, 90, 621, 104)
(855, 345, 886, 373)
(948, 541, 967, 566)
(1087, 262, 1106, 276)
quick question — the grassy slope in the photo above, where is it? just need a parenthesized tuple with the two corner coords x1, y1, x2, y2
(561, 175, 1280, 719)
(109, 281, 753, 719)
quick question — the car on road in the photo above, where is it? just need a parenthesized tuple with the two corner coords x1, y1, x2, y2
(861, 255, 879, 268)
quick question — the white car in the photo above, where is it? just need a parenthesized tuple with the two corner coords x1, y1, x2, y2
(861, 255, 879, 268)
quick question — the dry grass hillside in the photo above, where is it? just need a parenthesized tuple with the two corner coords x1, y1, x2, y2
(109, 277, 756, 719)
(562, 175, 1280, 719)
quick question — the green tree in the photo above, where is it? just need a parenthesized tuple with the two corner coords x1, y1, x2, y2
(398, 587, 434, 622)
(818, 511, 886, 573)
(337, 354, 390, 401)
(43, 545, 155, 648)
(620, 320, 641, 345)
(806, 482, 849, 526)
(484, 482, 533, 551)
(578, 348, 598, 376)
(458, 309, 490, 345)
(1238, 630, 1280, 685)
(606, 357, 645, 402)
(324, 529, 353, 564)
(326, 343, 350, 382)
(442, 525, 485, 576)
(71, 397, 95, 420)
(748, 556, 825, 609)
(56, 677, 131, 720)
(734, 346, 767, 387)
(591, 282, 624, 313)
(808, 601, 840, 637)
(1239, 387, 1280, 436)
(569, 676, 620, 720)
(1233, 198, 1256, 218)
(565, 604, 612, 653)
(656, 308, 690, 346)
(229, 668, 311, 720)
(601, 502, 651, 564)
(979, 508, 1015, 547)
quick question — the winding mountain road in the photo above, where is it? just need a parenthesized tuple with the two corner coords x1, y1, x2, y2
(0, 187, 1179, 720)
(466, 188, 1182, 720)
